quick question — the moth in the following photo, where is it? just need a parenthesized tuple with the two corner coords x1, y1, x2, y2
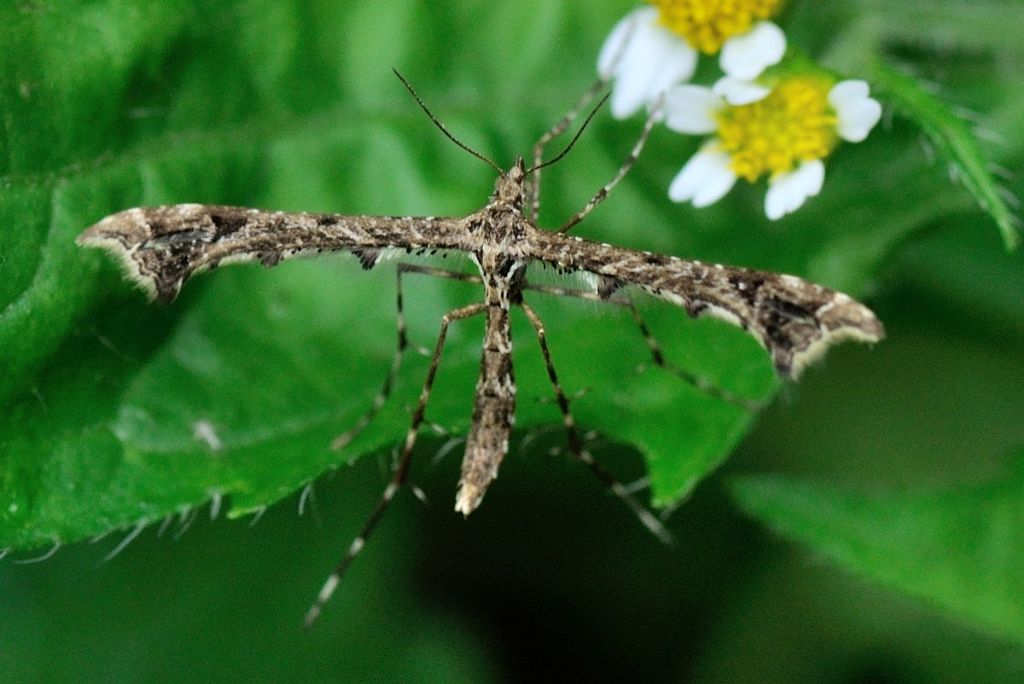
(78, 75, 883, 624)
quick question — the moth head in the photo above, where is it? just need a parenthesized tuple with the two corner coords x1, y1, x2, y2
(492, 157, 527, 211)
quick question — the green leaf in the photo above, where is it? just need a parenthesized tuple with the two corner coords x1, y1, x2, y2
(849, 0, 1024, 56)
(730, 454, 1024, 644)
(0, 1, 981, 550)
(869, 58, 1020, 250)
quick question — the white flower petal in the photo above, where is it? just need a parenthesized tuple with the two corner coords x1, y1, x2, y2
(829, 80, 882, 142)
(669, 145, 738, 207)
(828, 79, 869, 105)
(712, 76, 771, 106)
(764, 160, 825, 220)
(643, 45, 698, 111)
(597, 8, 649, 77)
(663, 85, 722, 134)
(720, 21, 786, 81)
(598, 7, 698, 119)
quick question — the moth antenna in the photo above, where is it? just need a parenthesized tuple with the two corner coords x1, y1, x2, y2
(527, 92, 610, 174)
(392, 68, 505, 176)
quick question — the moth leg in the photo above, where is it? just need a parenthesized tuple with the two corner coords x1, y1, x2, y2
(526, 77, 608, 222)
(523, 282, 764, 412)
(623, 301, 766, 411)
(331, 265, 483, 451)
(400, 265, 484, 357)
(519, 301, 673, 544)
(306, 302, 486, 627)
(398, 263, 483, 287)
(557, 99, 661, 234)
(330, 267, 413, 450)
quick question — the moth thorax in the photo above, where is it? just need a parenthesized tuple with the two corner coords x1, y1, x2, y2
(480, 208, 527, 245)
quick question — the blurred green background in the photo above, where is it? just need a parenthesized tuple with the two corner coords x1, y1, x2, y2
(2, 1, 1023, 681)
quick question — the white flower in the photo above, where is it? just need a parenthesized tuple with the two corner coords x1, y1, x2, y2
(597, 3, 788, 119)
(663, 76, 883, 219)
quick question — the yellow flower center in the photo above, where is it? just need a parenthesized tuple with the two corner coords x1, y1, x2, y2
(650, 0, 784, 53)
(715, 75, 838, 182)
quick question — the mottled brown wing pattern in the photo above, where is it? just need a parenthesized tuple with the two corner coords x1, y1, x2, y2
(77, 204, 467, 302)
(526, 228, 884, 379)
